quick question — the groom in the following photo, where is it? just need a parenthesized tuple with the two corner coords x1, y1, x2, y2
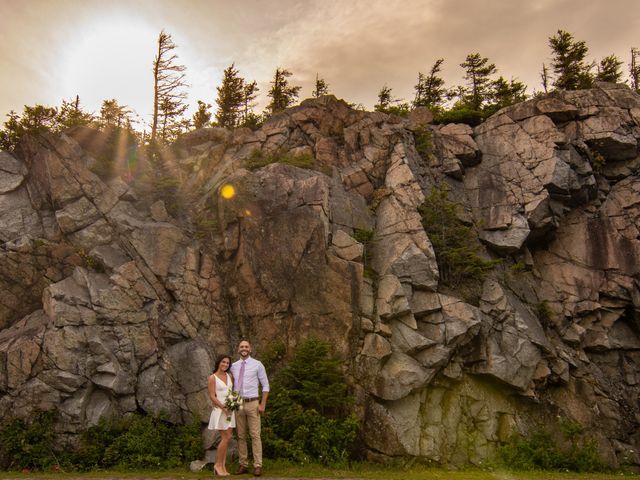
(230, 340, 269, 477)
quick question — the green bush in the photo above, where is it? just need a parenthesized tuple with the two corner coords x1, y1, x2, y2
(245, 149, 314, 171)
(413, 126, 434, 161)
(0, 411, 203, 472)
(497, 421, 606, 472)
(0, 411, 58, 471)
(536, 300, 555, 325)
(75, 414, 203, 470)
(418, 184, 499, 290)
(433, 106, 485, 126)
(353, 228, 376, 279)
(262, 338, 359, 465)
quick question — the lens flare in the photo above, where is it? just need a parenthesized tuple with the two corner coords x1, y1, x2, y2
(220, 184, 236, 199)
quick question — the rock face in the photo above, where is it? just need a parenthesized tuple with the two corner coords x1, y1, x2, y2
(1, 87, 640, 467)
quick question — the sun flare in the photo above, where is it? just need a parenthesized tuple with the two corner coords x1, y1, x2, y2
(220, 184, 236, 199)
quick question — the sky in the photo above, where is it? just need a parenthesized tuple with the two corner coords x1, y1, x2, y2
(0, 0, 638, 129)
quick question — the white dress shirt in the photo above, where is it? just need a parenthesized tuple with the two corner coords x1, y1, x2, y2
(230, 356, 269, 399)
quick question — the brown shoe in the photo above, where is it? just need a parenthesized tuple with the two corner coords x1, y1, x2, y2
(236, 465, 248, 475)
(253, 466, 262, 477)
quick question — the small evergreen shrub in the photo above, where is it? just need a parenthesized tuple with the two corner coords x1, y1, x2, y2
(262, 338, 359, 465)
(418, 184, 499, 290)
(245, 149, 314, 171)
(536, 300, 555, 325)
(0, 411, 57, 471)
(74, 414, 203, 470)
(413, 126, 434, 160)
(0, 412, 203, 472)
(353, 228, 376, 279)
(433, 106, 485, 126)
(76, 248, 106, 273)
(497, 420, 607, 472)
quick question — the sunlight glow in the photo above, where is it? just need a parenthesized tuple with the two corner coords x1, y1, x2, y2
(220, 184, 236, 199)
(58, 14, 158, 120)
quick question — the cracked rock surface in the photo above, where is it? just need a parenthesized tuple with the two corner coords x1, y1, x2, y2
(1, 86, 639, 467)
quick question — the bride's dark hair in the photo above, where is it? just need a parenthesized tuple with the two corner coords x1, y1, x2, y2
(214, 354, 231, 372)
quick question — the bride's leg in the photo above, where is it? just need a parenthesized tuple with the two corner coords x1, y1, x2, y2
(218, 428, 231, 474)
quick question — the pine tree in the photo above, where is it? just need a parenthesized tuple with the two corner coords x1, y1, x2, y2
(242, 80, 259, 122)
(375, 85, 393, 111)
(488, 77, 527, 110)
(151, 30, 188, 143)
(413, 58, 446, 109)
(596, 54, 623, 83)
(192, 100, 212, 129)
(629, 48, 640, 93)
(548, 30, 593, 90)
(57, 95, 93, 129)
(631, 48, 640, 93)
(215, 63, 245, 128)
(0, 105, 58, 151)
(312, 74, 329, 97)
(266, 68, 301, 115)
(540, 63, 550, 93)
(460, 53, 497, 110)
(100, 98, 132, 129)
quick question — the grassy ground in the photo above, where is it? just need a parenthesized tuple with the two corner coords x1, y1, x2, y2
(0, 461, 638, 480)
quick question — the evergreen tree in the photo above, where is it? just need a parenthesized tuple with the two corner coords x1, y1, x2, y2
(241, 80, 259, 123)
(375, 85, 409, 116)
(487, 77, 527, 111)
(215, 63, 245, 128)
(596, 54, 624, 83)
(100, 98, 133, 129)
(151, 30, 188, 143)
(631, 48, 640, 93)
(192, 100, 212, 129)
(548, 30, 593, 90)
(311, 74, 329, 97)
(375, 85, 394, 111)
(266, 68, 301, 115)
(0, 105, 58, 151)
(460, 53, 497, 110)
(540, 63, 550, 93)
(413, 58, 446, 109)
(57, 95, 93, 129)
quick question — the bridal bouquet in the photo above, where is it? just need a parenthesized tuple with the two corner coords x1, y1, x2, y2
(224, 389, 243, 421)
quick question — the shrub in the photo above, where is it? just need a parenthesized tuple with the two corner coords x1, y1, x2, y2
(536, 300, 555, 325)
(0, 411, 58, 471)
(353, 228, 376, 279)
(413, 126, 434, 160)
(262, 338, 359, 465)
(433, 106, 485, 126)
(75, 414, 203, 470)
(245, 149, 314, 171)
(0, 411, 203, 472)
(418, 184, 499, 290)
(497, 420, 607, 472)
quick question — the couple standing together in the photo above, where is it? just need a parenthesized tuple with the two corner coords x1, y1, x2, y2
(208, 340, 269, 477)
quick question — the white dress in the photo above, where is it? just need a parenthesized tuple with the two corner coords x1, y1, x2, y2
(208, 373, 236, 430)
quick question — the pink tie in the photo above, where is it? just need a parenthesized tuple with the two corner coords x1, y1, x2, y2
(237, 361, 246, 395)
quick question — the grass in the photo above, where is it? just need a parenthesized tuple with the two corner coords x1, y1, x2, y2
(1, 461, 637, 480)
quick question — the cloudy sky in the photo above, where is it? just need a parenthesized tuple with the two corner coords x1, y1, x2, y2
(0, 0, 638, 128)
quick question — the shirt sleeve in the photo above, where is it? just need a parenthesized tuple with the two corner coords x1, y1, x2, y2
(257, 361, 269, 392)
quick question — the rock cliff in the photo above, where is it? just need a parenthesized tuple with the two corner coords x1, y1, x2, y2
(0, 83, 639, 466)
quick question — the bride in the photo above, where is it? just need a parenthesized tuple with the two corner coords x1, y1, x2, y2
(207, 354, 236, 476)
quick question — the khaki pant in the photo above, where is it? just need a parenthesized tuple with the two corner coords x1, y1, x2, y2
(235, 400, 262, 467)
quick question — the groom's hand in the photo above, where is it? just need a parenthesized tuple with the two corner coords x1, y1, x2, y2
(258, 403, 266, 415)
